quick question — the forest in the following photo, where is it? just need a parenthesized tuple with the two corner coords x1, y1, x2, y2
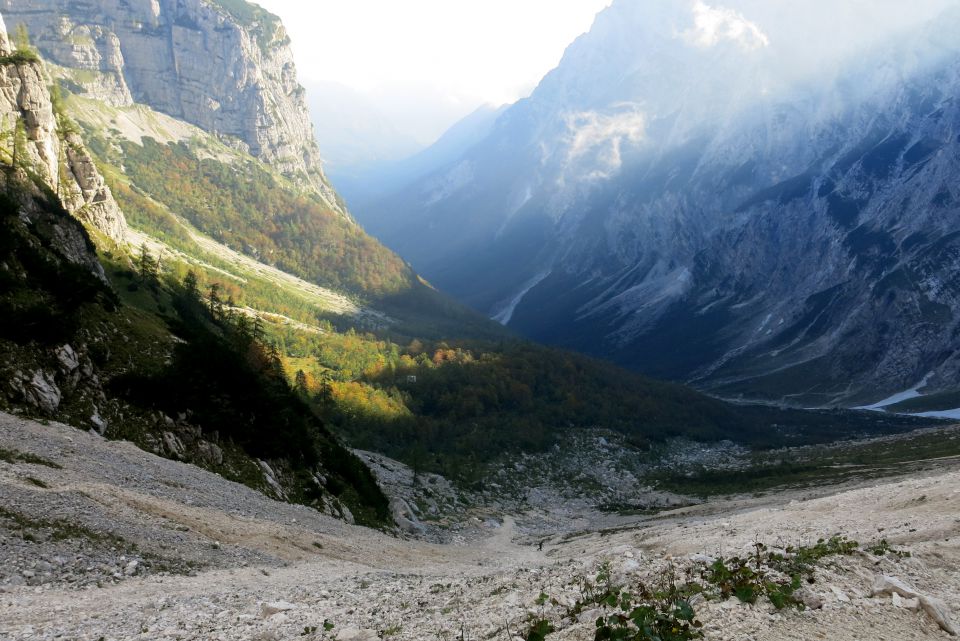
(272, 322, 931, 482)
(93, 135, 414, 296)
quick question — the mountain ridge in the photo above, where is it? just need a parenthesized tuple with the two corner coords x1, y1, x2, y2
(358, 0, 960, 407)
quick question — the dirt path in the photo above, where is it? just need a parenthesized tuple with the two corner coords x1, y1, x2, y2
(1, 413, 958, 640)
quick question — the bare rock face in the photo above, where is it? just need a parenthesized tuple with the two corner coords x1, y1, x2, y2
(1, 0, 343, 213)
(0, 16, 128, 247)
(0, 12, 9, 55)
(11, 370, 62, 415)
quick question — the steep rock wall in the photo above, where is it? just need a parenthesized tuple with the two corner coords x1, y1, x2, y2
(1, 0, 342, 211)
(0, 12, 127, 248)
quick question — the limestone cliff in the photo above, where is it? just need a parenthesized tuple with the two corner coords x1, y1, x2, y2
(1, 0, 342, 212)
(0, 12, 127, 250)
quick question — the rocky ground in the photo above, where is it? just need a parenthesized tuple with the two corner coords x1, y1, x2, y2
(1, 412, 959, 640)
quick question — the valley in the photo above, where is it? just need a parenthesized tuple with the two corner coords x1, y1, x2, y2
(1, 1, 960, 639)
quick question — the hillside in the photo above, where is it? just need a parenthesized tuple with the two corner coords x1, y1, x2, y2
(0, 26, 390, 525)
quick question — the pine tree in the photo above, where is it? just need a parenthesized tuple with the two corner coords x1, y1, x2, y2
(252, 314, 265, 342)
(208, 283, 223, 319)
(294, 369, 309, 397)
(13, 24, 30, 51)
(137, 243, 158, 282)
(183, 271, 200, 302)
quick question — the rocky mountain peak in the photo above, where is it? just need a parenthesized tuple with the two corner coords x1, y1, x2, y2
(0, 0, 345, 214)
(0, 13, 127, 249)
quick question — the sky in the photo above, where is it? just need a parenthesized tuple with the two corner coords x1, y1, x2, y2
(255, 0, 612, 144)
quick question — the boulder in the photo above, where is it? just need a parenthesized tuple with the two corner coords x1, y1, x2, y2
(872, 575, 957, 636)
(162, 432, 185, 458)
(195, 440, 223, 466)
(389, 497, 423, 534)
(90, 409, 107, 434)
(794, 587, 824, 610)
(260, 601, 296, 619)
(55, 345, 80, 373)
(336, 626, 378, 641)
(14, 371, 62, 415)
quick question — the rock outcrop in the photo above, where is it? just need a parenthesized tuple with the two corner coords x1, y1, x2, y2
(0, 13, 127, 246)
(1, 0, 343, 212)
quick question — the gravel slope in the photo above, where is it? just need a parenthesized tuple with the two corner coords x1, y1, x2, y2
(1, 412, 958, 641)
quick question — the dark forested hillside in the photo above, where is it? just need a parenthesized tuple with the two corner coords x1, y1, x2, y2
(0, 184, 389, 526)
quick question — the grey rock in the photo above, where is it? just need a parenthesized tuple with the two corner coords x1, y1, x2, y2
(13, 371, 62, 414)
(54, 345, 79, 373)
(162, 432, 184, 458)
(872, 575, 958, 636)
(0, 21, 128, 248)
(90, 409, 107, 434)
(260, 601, 296, 618)
(0, 13, 9, 55)
(389, 497, 423, 534)
(196, 441, 223, 467)
(794, 587, 824, 610)
(336, 626, 378, 641)
(1, 0, 345, 211)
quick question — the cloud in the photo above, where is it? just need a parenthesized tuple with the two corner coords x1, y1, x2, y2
(683, 1, 770, 51)
(562, 106, 647, 180)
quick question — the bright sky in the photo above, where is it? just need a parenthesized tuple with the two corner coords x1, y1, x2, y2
(255, 0, 612, 110)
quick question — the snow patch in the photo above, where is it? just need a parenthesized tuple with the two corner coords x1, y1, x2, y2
(492, 271, 552, 325)
(916, 408, 960, 420)
(856, 373, 933, 411)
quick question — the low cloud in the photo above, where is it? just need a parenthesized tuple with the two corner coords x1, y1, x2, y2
(562, 106, 646, 180)
(682, 1, 770, 51)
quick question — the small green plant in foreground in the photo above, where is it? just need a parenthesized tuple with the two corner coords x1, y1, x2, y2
(593, 588, 702, 641)
(867, 538, 912, 558)
(704, 536, 860, 610)
(522, 534, 910, 640)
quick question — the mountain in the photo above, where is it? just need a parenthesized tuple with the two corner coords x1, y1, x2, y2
(0, 0, 940, 508)
(361, 0, 960, 407)
(0, 20, 391, 525)
(0, 0, 345, 212)
(348, 103, 507, 214)
(306, 81, 423, 176)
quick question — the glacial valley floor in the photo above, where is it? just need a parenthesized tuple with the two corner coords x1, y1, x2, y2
(1, 412, 959, 641)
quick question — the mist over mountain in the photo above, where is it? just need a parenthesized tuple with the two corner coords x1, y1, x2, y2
(307, 81, 423, 171)
(341, 102, 506, 210)
(362, 0, 960, 407)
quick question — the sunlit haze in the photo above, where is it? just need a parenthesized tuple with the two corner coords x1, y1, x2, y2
(255, 0, 611, 143)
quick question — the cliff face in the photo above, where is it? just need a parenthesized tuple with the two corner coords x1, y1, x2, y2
(1, 0, 342, 211)
(0, 13, 127, 250)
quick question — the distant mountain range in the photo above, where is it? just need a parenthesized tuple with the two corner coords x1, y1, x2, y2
(357, 0, 960, 408)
